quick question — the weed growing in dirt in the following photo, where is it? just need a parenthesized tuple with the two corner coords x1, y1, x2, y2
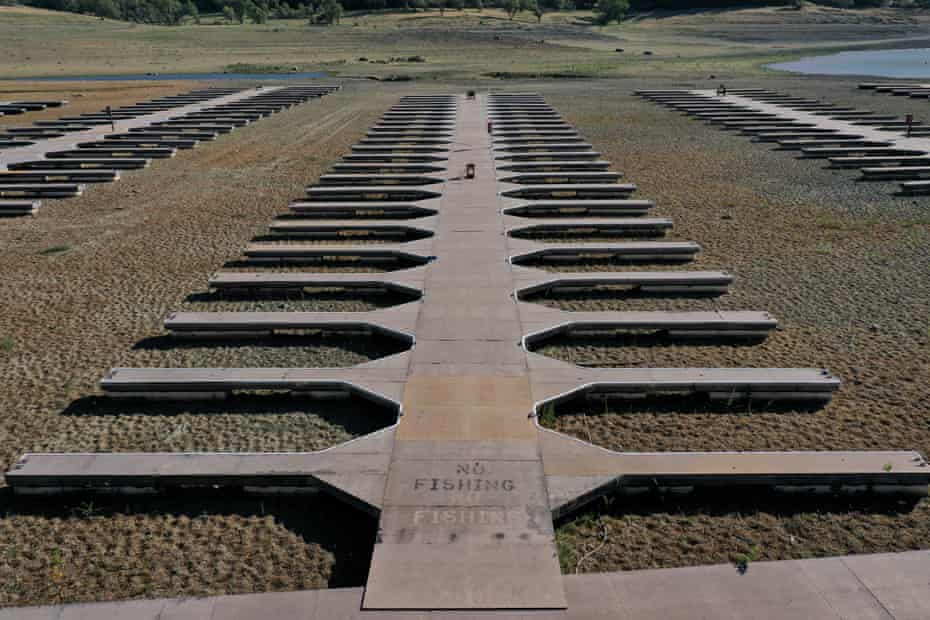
(537, 401, 557, 427)
(816, 217, 847, 230)
(73, 501, 101, 518)
(735, 543, 763, 574)
(38, 244, 72, 256)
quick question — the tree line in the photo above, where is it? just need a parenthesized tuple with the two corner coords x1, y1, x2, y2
(19, 0, 925, 27)
(23, 0, 347, 24)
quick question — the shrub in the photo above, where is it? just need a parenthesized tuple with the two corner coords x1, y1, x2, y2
(595, 0, 628, 24)
(320, 0, 342, 23)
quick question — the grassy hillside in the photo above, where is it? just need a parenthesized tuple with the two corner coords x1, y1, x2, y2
(1, 4, 930, 79)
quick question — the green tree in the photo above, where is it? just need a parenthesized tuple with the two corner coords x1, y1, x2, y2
(226, 0, 246, 22)
(595, 0, 626, 25)
(449, 0, 463, 9)
(527, 0, 542, 21)
(504, 0, 518, 18)
(222, 4, 236, 21)
(320, 0, 341, 23)
(246, 0, 267, 22)
(94, 0, 121, 18)
(159, 0, 184, 24)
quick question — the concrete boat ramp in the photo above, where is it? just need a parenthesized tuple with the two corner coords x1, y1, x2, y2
(4, 92, 929, 618)
(638, 88, 930, 195)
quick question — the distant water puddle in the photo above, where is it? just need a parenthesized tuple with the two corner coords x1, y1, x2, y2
(5, 72, 329, 82)
(769, 48, 930, 79)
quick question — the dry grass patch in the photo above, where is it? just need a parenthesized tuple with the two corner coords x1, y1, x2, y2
(556, 492, 930, 575)
(0, 491, 376, 607)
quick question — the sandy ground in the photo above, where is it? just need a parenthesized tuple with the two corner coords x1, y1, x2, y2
(0, 73, 928, 604)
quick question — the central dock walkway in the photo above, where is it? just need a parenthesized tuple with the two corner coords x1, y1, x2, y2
(363, 94, 566, 610)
